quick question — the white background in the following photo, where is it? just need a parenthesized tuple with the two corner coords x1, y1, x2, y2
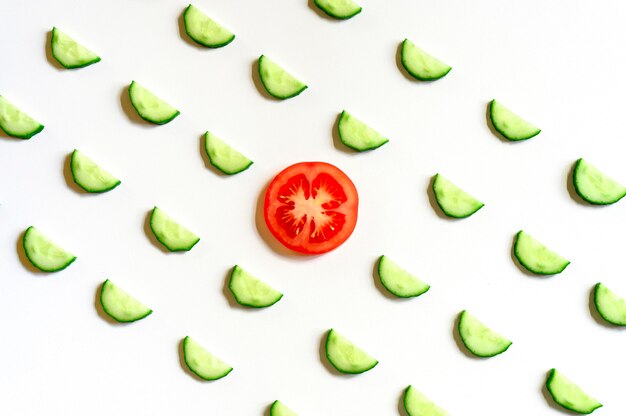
(1, 0, 625, 414)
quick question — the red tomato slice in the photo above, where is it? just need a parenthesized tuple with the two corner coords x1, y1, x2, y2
(264, 162, 358, 254)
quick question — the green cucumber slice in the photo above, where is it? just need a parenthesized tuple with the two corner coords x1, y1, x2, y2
(594, 283, 626, 326)
(337, 111, 388, 151)
(457, 310, 511, 357)
(270, 400, 297, 416)
(377, 255, 429, 298)
(258, 55, 307, 99)
(204, 131, 253, 175)
(313, 0, 362, 19)
(400, 39, 451, 81)
(70, 150, 121, 193)
(404, 385, 448, 416)
(513, 231, 569, 275)
(149, 207, 199, 252)
(489, 99, 540, 141)
(50, 27, 100, 69)
(573, 158, 626, 205)
(183, 336, 232, 381)
(432, 174, 484, 218)
(228, 265, 282, 308)
(546, 369, 602, 414)
(183, 4, 235, 48)
(325, 329, 377, 374)
(0, 95, 44, 139)
(22, 226, 76, 272)
(128, 81, 179, 125)
(99, 279, 152, 323)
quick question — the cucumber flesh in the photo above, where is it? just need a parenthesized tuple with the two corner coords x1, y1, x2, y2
(258, 55, 307, 99)
(313, 0, 361, 19)
(204, 131, 253, 175)
(149, 207, 199, 252)
(183, 336, 232, 381)
(404, 385, 448, 416)
(546, 369, 602, 414)
(573, 158, 626, 205)
(0, 95, 44, 139)
(51, 27, 100, 69)
(594, 283, 626, 326)
(70, 150, 120, 193)
(457, 310, 511, 357)
(22, 226, 76, 272)
(183, 4, 235, 48)
(270, 400, 298, 416)
(337, 111, 388, 151)
(489, 100, 540, 141)
(377, 255, 429, 298)
(128, 81, 179, 125)
(229, 265, 282, 308)
(513, 231, 569, 275)
(432, 174, 484, 218)
(401, 39, 451, 81)
(325, 329, 377, 374)
(99, 279, 152, 323)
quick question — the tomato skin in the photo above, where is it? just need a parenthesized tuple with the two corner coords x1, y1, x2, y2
(263, 162, 359, 255)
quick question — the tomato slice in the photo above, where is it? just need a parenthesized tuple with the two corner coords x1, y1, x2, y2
(263, 162, 358, 255)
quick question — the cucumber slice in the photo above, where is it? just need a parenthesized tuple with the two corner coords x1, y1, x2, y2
(22, 226, 76, 272)
(404, 385, 448, 416)
(489, 100, 540, 141)
(0, 95, 44, 139)
(204, 131, 253, 175)
(183, 336, 232, 381)
(99, 279, 152, 323)
(270, 400, 297, 416)
(513, 231, 569, 275)
(50, 27, 100, 69)
(432, 174, 484, 218)
(594, 283, 626, 326)
(183, 4, 235, 48)
(228, 265, 283, 308)
(258, 55, 307, 99)
(325, 329, 377, 374)
(400, 39, 451, 81)
(313, 0, 362, 19)
(457, 310, 512, 357)
(573, 158, 626, 205)
(149, 207, 199, 252)
(70, 150, 121, 193)
(377, 255, 429, 298)
(128, 81, 179, 125)
(337, 111, 389, 151)
(545, 369, 602, 414)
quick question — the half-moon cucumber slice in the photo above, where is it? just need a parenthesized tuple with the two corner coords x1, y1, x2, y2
(228, 265, 282, 308)
(99, 279, 152, 323)
(594, 283, 626, 326)
(377, 255, 429, 298)
(270, 400, 298, 416)
(149, 207, 199, 252)
(545, 369, 602, 414)
(513, 231, 569, 275)
(404, 385, 448, 416)
(22, 226, 76, 272)
(573, 158, 626, 205)
(51, 27, 100, 69)
(258, 55, 307, 99)
(400, 39, 451, 81)
(313, 0, 362, 19)
(183, 336, 233, 381)
(325, 329, 377, 374)
(489, 99, 540, 141)
(204, 131, 253, 175)
(432, 174, 483, 218)
(128, 81, 179, 125)
(70, 150, 120, 193)
(0, 95, 44, 139)
(337, 110, 388, 151)
(183, 4, 234, 48)
(457, 310, 511, 357)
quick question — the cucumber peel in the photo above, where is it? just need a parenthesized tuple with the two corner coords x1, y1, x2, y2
(270, 400, 298, 416)
(229, 265, 282, 308)
(183, 336, 232, 381)
(489, 100, 540, 141)
(22, 226, 76, 272)
(325, 329, 377, 374)
(573, 158, 626, 205)
(100, 279, 152, 323)
(513, 231, 569, 275)
(128, 81, 179, 125)
(401, 39, 451, 81)
(258, 55, 307, 99)
(0, 95, 44, 139)
(183, 4, 235, 48)
(378, 255, 429, 298)
(594, 283, 626, 326)
(51, 27, 100, 69)
(149, 207, 199, 252)
(337, 111, 388, 151)
(404, 385, 448, 416)
(457, 310, 511, 357)
(313, 0, 362, 19)
(204, 131, 253, 175)
(545, 369, 602, 414)
(432, 174, 483, 218)
(70, 150, 120, 193)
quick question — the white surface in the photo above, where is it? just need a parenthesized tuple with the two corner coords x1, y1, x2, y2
(1, 0, 625, 414)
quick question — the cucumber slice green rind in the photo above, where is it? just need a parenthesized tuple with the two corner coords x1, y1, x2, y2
(258, 55, 307, 99)
(457, 311, 512, 357)
(183, 336, 233, 381)
(337, 111, 389, 151)
(400, 39, 451, 81)
(22, 226, 76, 272)
(513, 231, 570, 275)
(128, 81, 179, 125)
(404, 385, 448, 416)
(149, 207, 199, 252)
(489, 100, 540, 141)
(546, 369, 602, 414)
(432, 174, 484, 218)
(313, 0, 362, 19)
(70, 150, 121, 193)
(270, 400, 298, 416)
(229, 265, 283, 308)
(594, 283, 626, 326)
(99, 279, 152, 323)
(378, 255, 429, 298)
(51, 27, 101, 69)
(204, 132, 253, 175)
(183, 4, 235, 48)
(325, 329, 378, 374)
(0, 96, 44, 139)
(573, 158, 626, 205)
